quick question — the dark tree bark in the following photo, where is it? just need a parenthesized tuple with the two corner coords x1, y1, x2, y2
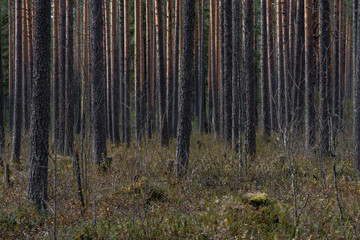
(333, 0, 340, 136)
(155, 0, 169, 147)
(146, 0, 153, 139)
(28, 0, 51, 212)
(355, 0, 360, 173)
(199, 0, 206, 134)
(267, 0, 277, 132)
(135, 0, 141, 140)
(291, 0, 305, 132)
(104, 0, 112, 141)
(12, 0, 23, 163)
(90, 0, 107, 164)
(176, 0, 195, 177)
(211, 0, 219, 136)
(0, 2, 4, 153)
(119, 0, 125, 142)
(9, 0, 14, 132)
(354, 0, 360, 174)
(172, 0, 180, 138)
(277, 0, 285, 130)
(22, 0, 29, 131)
(74, 0, 81, 135)
(319, 0, 331, 156)
(231, 0, 239, 147)
(261, 0, 270, 137)
(110, 0, 120, 143)
(65, 0, 74, 155)
(244, 0, 256, 155)
(305, 0, 316, 151)
(52, 0, 60, 147)
(223, 0, 232, 143)
(166, 0, 173, 138)
(124, 0, 131, 147)
(58, 0, 66, 153)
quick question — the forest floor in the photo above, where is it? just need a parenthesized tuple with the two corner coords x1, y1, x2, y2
(0, 130, 359, 239)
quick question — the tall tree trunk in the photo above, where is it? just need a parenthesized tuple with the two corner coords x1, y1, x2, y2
(65, 0, 74, 155)
(111, 0, 120, 143)
(305, 0, 316, 151)
(90, 0, 107, 164)
(319, 0, 331, 156)
(354, 0, 360, 174)
(267, 0, 277, 132)
(135, 0, 141, 140)
(173, 0, 180, 137)
(166, 0, 173, 138)
(261, 0, 270, 137)
(0, 2, 4, 153)
(53, 0, 60, 147)
(124, 0, 131, 147)
(28, 0, 51, 212)
(223, 0, 232, 143)
(292, 0, 305, 133)
(9, 0, 14, 132)
(12, 0, 23, 163)
(231, 0, 239, 147)
(176, 0, 195, 177)
(277, 0, 285, 130)
(146, 0, 153, 139)
(74, 0, 81, 135)
(119, 0, 125, 142)
(104, 0, 112, 141)
(22, 0, 29, 131)
(333, 0, 340, 136)
(155, 0, 169, 146)
(199, 0, 206, 134)
(245, 0, 256, 155)
(211, 0, 219, 136)
(58, 0, 66, 153)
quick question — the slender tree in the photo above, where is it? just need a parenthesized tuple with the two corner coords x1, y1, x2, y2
(261, 0, 270, 137)
(9, 0, 14, 132)
(124, 0, 131, 147)
(176, 0, 195, 177)
(12, 0, 23, 163)
(146, 0, 153, 138)
(22, 0, 29, 131)
(90, 0, 107, 164)
(28, 0, 51, 212)
(305, 0, 316, 150)
(223, 0, 232, 143)
(199, 0, 206, 134)
(354, 0, 360, 174)
(155, 0, 169, 146)
(58, 0, 66, 153)
(0, 1, 4, 153)
(173, 0, 180, 137)
(267, 0, 277, 132)
(244, 0, 256, 155)
(65, 0, 74, 155)
(166, 0, 174, 138)
(277, 0, 285, 130)
(319, 0, 331, 156)
(211, 0, 219, 136)
(135, 0, 141, 140)
(291, 0, 305, 131)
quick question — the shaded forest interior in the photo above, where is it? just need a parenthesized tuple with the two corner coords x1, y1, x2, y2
(1, 0, 360, 238)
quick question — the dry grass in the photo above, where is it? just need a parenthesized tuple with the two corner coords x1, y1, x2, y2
(0, 130, 359, 239)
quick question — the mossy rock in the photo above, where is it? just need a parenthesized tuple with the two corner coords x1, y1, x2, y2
(245, 192, 271, 208)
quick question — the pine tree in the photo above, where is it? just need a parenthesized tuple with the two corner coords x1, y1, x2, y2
(176, 0, 196, 177)
(28, 0, 51, 212)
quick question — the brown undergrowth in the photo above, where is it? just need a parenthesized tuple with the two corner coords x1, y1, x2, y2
(0, 131, 359, 239)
